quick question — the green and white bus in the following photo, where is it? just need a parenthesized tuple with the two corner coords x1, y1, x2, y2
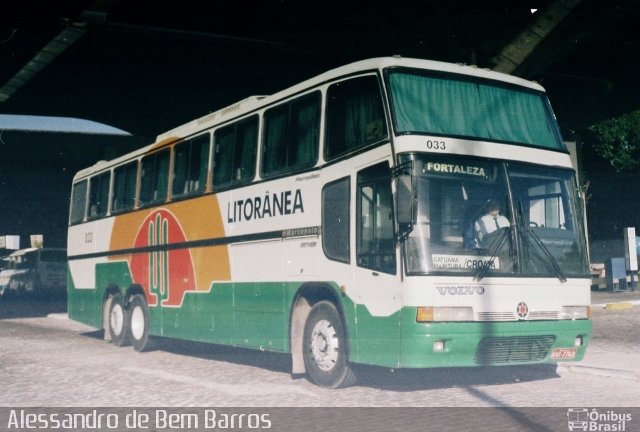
(67, 57, 591, 388)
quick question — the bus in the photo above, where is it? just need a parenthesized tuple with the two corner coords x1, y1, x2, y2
(67, 57, 591, 388)
(1, 248, 67, 297)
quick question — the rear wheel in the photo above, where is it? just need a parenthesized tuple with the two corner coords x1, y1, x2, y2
(129, 294, 150, 352)
(302, 301, 356, 388)
(108, 293, 130, 347)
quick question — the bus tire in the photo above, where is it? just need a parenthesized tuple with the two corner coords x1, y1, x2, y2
(108, 292, 130, 347)
(129, 294, 150, 352)
(302, 301, 356, 388)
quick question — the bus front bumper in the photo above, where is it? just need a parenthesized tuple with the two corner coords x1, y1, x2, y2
(399, 316, 592, 368)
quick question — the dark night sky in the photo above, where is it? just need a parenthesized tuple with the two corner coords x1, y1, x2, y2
(4, 0, 639, 136)
(1, 0, 639, 247)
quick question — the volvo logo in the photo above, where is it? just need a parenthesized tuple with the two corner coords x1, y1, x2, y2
(436, 285, 486, 295)
(516, 301, 530, 320)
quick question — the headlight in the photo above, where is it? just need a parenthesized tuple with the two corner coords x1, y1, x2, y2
(417, 307, 474, 322)
(561, 306, 591, 320)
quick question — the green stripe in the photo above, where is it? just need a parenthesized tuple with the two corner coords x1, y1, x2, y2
(68, 261, 591, 369)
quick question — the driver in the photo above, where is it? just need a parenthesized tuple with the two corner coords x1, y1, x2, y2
(474, 199, 510, 245)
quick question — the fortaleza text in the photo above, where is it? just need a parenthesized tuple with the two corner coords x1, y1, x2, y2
(7, 409, 272, 430)
(424, 162, 487, 178)
(227, 189, 304, 223)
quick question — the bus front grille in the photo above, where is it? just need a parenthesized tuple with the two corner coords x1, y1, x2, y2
(476, 311, 560, 321)
(474, 335, 556, 365)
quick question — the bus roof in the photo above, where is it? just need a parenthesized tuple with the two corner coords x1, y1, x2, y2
(73, 56, 546, 181)
(157, 57, 544, 143)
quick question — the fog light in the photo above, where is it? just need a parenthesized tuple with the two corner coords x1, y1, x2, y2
(574, 336, 583, 347)
(433, 340, 445, 352)
(434, 307, 474, 322)
(417, 306, 474, 322)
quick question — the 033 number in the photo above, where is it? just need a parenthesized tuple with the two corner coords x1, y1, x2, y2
(426, 139, 446, 150)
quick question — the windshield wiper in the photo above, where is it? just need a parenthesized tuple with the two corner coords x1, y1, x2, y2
(525, 228, 567, 283)
(474, 226, 510, 281)
(517, 201, 567, 283)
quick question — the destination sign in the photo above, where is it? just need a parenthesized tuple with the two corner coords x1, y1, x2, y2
(432, 254, 499, 270)
(423, 162, 489, 179)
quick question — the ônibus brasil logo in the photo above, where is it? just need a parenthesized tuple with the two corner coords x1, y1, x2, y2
(131, 209, 196, 307)
(567, 408, 632, 431)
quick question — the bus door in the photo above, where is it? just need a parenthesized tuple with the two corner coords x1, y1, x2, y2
(353, 161, 402, 367)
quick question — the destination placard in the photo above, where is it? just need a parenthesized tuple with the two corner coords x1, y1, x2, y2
(432, 254, 500, 270)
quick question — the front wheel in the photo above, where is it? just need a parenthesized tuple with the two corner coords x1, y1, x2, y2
(108, 293, 130, 347)
(129, 294, 151, 352)
(302, 301, 356, 388)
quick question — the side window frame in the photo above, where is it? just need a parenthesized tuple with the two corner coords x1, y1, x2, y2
(322, 177, 351, 263)
(325, 75, 388, 161)
(261, 91, 321, 178)
(172, 134, 211, 199)
(87, 171, 112, 220)
(69, 180, 88, 225)
(356, 162, 396, 274)
(213, 115, 258, 190)
(111, 160, 139, 214)
(139, 149, 170, 207)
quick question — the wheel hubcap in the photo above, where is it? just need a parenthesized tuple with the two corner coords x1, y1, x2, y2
(110, 305, 124, 336)
(310, 319, 339, 371)
(130, 306, 145, 340)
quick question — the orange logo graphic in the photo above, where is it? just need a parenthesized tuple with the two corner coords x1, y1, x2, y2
(131, 209, 196, 307)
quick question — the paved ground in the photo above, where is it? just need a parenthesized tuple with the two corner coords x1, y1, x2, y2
(1, 290, 638, 431)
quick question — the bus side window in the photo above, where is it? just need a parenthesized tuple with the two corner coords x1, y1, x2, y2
(325, 75, 388, 160)
(173, 134, 210, 198)
(111, 161, 138, 213)
(213, 116, 258, 189)
(70, 180, 88, 224)
(139, 150, 170, 207)
(262, 92, 320, 178)
(356, 162, 396, 274)
(322, 177, 350, 263)
(88, 171, 111, 219)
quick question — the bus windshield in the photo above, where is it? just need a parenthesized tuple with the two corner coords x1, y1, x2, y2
(403, 155, 588, 278)
(386, 68, 563, 150)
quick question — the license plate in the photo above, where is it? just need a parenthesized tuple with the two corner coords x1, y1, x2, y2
(551, 348, 577, 360)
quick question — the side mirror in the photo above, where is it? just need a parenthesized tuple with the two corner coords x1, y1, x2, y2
(395, 174, 415, 225)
